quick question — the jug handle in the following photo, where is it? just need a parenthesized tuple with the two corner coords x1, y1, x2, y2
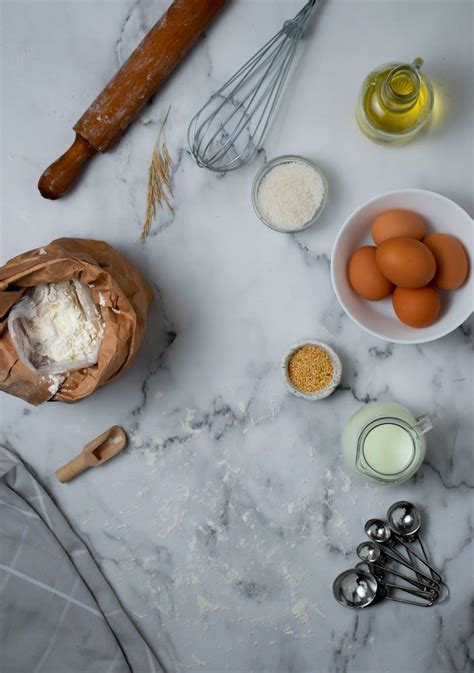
(415, 411, 439, 436)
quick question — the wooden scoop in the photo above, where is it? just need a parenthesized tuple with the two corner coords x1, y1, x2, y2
(38, 0, 227, 199)
(56, 426, 127, 483)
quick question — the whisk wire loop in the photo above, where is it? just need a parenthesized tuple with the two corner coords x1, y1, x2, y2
(188, 0, 318, 172)
(200, 35, 291, 169)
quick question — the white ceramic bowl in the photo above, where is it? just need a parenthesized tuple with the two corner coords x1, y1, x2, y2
(281, 340, 342, 400)
(331, 189, 473, 344)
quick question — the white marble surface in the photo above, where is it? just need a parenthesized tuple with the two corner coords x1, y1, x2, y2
(1, 1, 473, 672)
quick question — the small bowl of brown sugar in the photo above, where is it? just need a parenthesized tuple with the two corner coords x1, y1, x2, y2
(282, 340, 342, 400)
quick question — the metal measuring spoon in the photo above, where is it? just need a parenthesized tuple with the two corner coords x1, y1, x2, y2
(371, 579, 435, 607)
(355, 547, 438, 601)
(333, 569, 379, 608)
(355, 561, 383, 578)
(387, 501, 443, 584)
(357, 540, 381, 563)
(355, 561, 438, 599)
(356, 541, 437, 588)
(333, 568, 435, 608)
(365, 518, 431, 586)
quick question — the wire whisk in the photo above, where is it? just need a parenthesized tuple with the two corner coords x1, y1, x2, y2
(188, 0, 318, 172)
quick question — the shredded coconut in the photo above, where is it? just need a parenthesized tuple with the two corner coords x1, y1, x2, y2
(22, 281, 104, 368)
(256, 160, 325, 231)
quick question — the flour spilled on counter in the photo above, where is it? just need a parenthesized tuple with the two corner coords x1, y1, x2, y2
(324, 467, 356, 506)
(96, 395, 351, 651)
(281, 562, 298, 588)
(182, 408, 205, 436)
(144, 450, 158, 467)
(292, 599, 310, 625)
(142, 556, 157, 572)
(325, 467, 353, 495)
(130, 432, 144, 448)
(197, 593, 221, 616)
(191, 653, 208, 667)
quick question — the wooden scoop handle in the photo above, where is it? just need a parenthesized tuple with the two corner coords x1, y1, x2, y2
(56, 454, 88, 483)
(38, 134, 96, 200)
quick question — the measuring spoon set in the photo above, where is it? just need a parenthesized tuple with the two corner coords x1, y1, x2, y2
(333, 501, 448, 608)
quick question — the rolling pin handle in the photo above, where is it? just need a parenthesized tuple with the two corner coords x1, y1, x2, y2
(38, 134, 97, 200)
(55, 454, 88, 483)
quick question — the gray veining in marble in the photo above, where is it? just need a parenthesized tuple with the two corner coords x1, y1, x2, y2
(1, 1, 473, 672)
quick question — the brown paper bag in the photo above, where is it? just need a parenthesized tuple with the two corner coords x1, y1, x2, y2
(0, 238, 152, 405)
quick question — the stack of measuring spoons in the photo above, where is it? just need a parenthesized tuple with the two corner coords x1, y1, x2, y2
(333, 501, 448, 608)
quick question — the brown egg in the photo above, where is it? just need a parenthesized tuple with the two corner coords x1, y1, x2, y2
(423, 233, 469, 290)
(392, 286, 441, 328)
(348, 246, 394, 301)
(371, 210, 426, 245)
(376, 237, 436, 288)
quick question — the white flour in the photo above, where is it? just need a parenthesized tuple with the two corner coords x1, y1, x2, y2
(47, 373, 65, 395)
(291, 599, 310, 625)
(23, 281, 104, 368)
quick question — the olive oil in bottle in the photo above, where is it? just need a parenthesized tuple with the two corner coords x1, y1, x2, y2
(356, 58, 434, 145)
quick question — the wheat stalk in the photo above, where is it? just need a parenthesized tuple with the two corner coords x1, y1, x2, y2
(141, 106, 174, 242)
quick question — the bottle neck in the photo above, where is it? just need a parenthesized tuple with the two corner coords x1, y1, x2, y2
(380, 63, 422, 113)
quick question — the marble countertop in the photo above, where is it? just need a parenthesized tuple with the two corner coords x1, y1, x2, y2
(1, 1, 473, 672)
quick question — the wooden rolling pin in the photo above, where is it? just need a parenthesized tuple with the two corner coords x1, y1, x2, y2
(38, 0, 227, 200)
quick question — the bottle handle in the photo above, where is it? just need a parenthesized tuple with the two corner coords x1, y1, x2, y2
(415, 411, 439, 436)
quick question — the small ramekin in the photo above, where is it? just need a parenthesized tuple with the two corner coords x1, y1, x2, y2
(252, 155, 328, 233)
(281, 340, 342, 400)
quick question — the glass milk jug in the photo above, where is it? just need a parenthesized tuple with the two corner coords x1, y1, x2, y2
(342, 402, 437, 484)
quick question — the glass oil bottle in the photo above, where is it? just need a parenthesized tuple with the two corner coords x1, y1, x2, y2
(356, 58, 434, 145)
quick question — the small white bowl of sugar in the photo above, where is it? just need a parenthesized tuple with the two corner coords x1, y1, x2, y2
(252, 155, 328, 233)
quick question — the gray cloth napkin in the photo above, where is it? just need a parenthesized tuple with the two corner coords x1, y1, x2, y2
(0, 446, 164, 673)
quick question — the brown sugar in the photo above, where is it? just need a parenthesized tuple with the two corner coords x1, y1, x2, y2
(288, 345, 334, 394)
